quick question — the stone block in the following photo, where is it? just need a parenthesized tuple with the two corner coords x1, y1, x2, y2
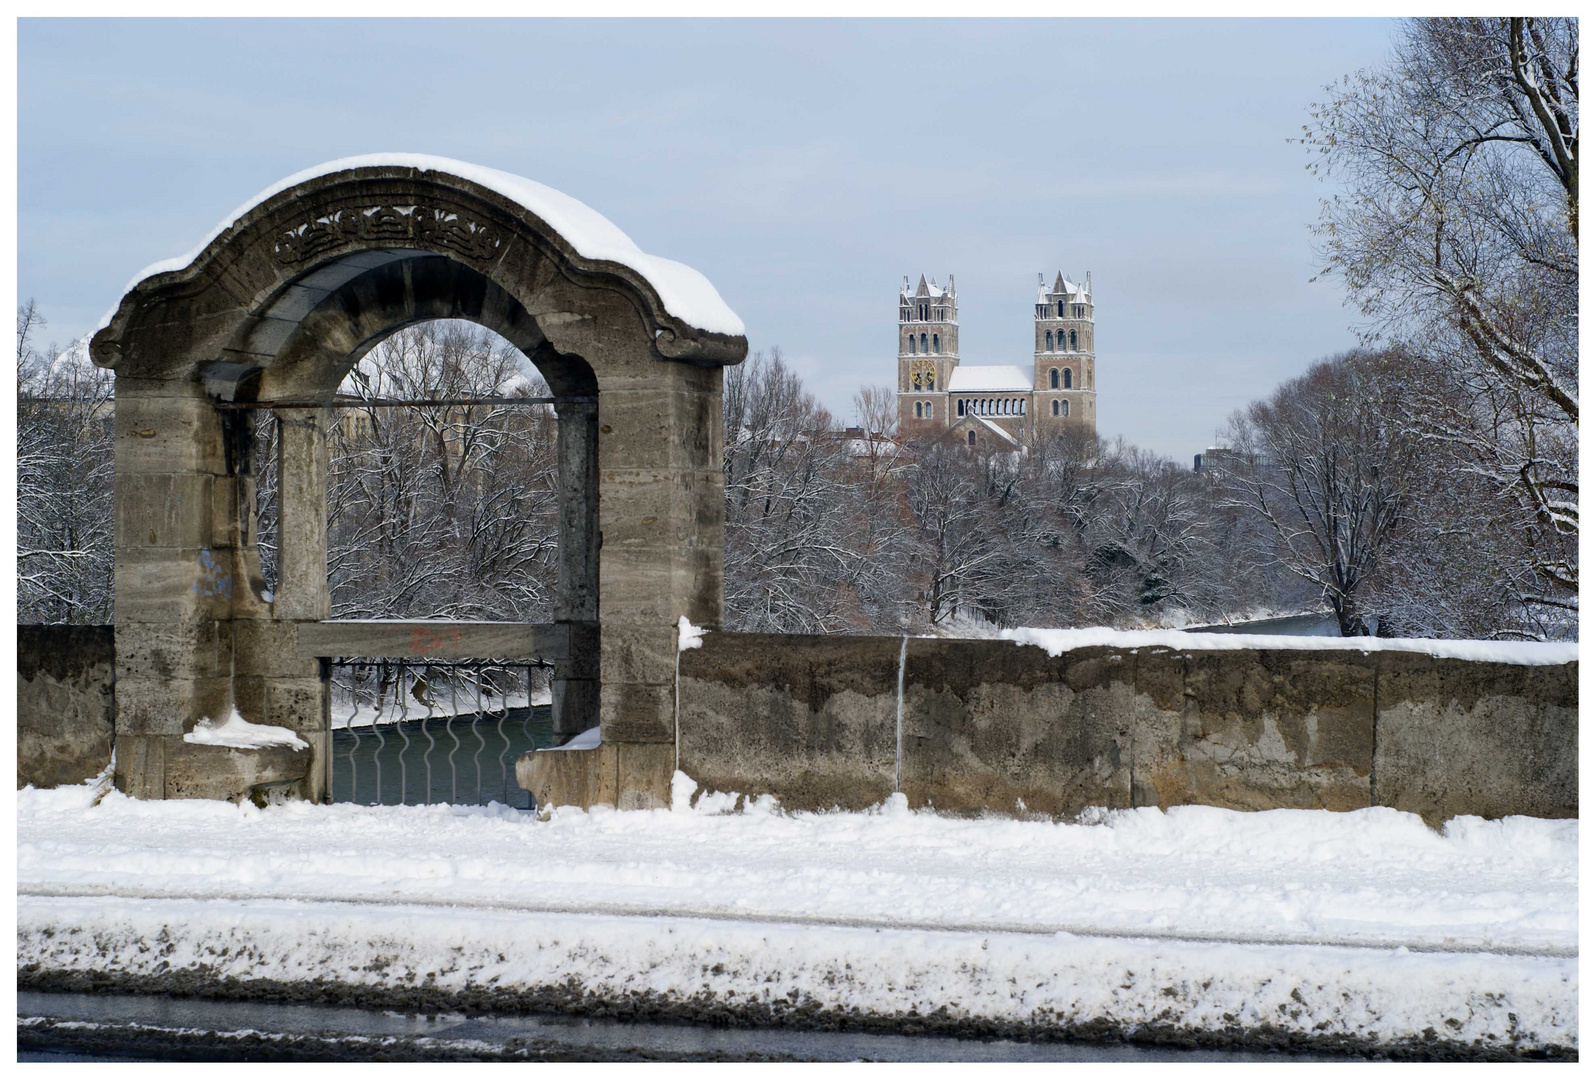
(232, 618, 320, 679)
(112, 674, 231, 736)
(517, 741, 618, 812)
(598, 554, 674, 623)
(597, 389, 678, 471)
(1373, 654, 1577, 824)
(114, 734, 166, 800)
(616, 742, 674, 809)
(112, 393, 228, 475)
(114, 548, 239, 622)
(600, 681, 675, 744)
(115, 472, 217, 550)
(261, 676, 328, 735)
(112, 619, 232, 684)
(600, 623, 678, 688)
(164, 738, 313, 802)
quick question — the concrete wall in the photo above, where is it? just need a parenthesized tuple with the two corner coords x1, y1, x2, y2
(18, 625, 115, 789)
(19, 624, 312, 802)
(678, 634, 1577, 824)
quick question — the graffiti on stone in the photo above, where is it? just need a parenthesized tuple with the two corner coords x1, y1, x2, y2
(191, 547, 233, 600)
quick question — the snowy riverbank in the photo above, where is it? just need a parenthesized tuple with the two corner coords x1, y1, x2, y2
(16, 783, 1578, 1057)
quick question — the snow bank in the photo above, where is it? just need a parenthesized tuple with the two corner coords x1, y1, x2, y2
(17, 788, 1576, 955)
(100, 153, 743, 337)
(1001, 627, 1578, 666)
(18, 894, 1576, 1055)
(16, 788, 1577, 1053)
(182, 707, 308, 750)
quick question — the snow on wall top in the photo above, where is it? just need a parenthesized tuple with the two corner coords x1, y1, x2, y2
(948, 365, 1033, 392)
(98, 153, 744, 338)
(1002, 627, 1578, 666)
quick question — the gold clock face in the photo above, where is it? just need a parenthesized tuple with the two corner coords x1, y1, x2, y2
(910, 359, 936, 390)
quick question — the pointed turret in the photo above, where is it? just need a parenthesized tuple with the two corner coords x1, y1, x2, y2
(915, 274, 930, 297)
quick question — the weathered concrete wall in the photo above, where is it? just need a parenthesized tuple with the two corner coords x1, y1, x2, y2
(678, 634, 1576, 824)
(1372, 654, 1577, 823)
(18, 625, 115, 788)
(19, 624, 313, 802)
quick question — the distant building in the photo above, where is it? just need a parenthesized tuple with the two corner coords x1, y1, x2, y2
(896, 271, 1097, 449)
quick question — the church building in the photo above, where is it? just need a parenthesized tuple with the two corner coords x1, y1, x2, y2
(896, 272, 1096, 449)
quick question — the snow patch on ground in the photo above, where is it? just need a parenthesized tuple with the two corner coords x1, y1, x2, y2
(99, 154, 743, 337)
(1001, 626, 1577, 665)
(182, 708, 308, 750)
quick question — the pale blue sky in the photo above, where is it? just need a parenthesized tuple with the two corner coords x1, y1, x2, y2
(19, 17, 1395, 458)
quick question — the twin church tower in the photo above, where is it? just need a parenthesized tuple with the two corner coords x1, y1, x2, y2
(895, 271, 1096, 448)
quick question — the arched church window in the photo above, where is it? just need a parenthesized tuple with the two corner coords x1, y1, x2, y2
(968, 431, 976, 447)
(1020, 399, 1026, 415)
(1051, 400, 1059, 416)
(1070, 330, 1077, 351)
(1050, 369, 1059, 389)
(909, 335, 916, 354)
(932, 333, 939, 353)
(914, 402, 922, 418)
(1061, 400, 1070, 417)
(920, 333, 928, 353)
(1046, 331, 1053, 351)
(1064, 369, 1072, 389)
(957, 400, 965, 416)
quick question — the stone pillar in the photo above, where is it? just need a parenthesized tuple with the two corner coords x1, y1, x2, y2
(552, 399, 600, 740)
(594, 361, 725, 807)
(110, 381, 236, 797)
(238, 406, 331, 801)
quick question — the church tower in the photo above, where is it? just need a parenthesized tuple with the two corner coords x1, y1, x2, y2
(897, 273, 959, 434)
(1033, 271, 1096, 434)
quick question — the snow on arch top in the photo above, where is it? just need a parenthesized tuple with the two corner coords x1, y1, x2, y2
(97, 153, 746, 339)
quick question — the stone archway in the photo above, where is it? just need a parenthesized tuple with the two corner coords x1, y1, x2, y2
(91, 155, 746, 807)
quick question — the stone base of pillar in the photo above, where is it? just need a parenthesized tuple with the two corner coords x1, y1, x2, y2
(515, 740, 672, 815)
(113, 733, 313, 804)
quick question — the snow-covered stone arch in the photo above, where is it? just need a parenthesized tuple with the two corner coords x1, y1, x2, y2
(90, 156, 747, 806)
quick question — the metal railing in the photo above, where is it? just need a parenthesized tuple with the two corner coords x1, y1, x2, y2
(329, 659, 551, 809)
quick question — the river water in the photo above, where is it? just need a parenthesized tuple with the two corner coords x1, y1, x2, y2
(331, 704, 551, 808)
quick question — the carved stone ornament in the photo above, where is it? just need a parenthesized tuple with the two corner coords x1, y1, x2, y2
(272, 203, 505, 265)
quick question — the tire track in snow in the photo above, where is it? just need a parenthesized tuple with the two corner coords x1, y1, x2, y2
(17, 884, 1575, 959)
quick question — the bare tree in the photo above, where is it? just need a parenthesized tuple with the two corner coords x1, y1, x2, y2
(1080, 442, 1222, 622)
(319, 322, 561, 620)
(17, 304, 115, 623)
(1217, 351, 1417, 637)
(1304, 17, 1577, 607)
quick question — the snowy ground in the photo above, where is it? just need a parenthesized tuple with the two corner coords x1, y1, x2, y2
(16, 783, 1578, 1056)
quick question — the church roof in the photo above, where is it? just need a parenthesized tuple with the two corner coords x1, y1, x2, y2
(947, 365, 1032, 392)
(902, 273, 954, 300)
(1036, 270, 1090, 303)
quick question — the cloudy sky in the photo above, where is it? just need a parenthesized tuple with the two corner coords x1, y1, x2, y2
(20, 17, 1395, 459)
